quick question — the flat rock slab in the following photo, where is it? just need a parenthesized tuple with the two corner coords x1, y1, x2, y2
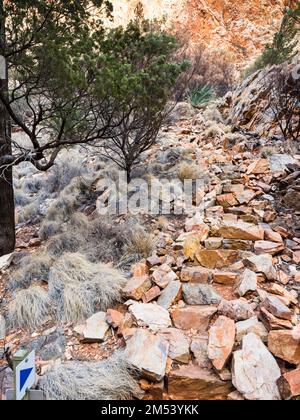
(168, 365, 233, 400)
(232, 333, 281, 400)
(74, 312, 109, 342)
(196, 249, 238, 269)
(183, 284, 221, 305)
(172, 306, 217, 331)
(129, 302, 171, 331)
(208, 316, 236, 371)
(219, 221, 264, 241)
(123, 276, 152, 300)
(125, 329, 169, 382)
(262, 295, 292, 321)
(0, 253, 13, 271)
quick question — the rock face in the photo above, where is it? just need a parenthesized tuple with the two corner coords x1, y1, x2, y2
(268, 327, 300, 365)
(167, 365, 232, 400)
(208, 316, 236, 371)
(129, 303, 171, 331)
(172, 306, 217, 331)
(74, 312, 109, 343)
(182, 284, 221, 305)
(232, 333, 281, 400)
(125, 329, 169, 381)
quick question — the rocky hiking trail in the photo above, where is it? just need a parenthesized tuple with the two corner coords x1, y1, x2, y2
(1, 98, 300, 401)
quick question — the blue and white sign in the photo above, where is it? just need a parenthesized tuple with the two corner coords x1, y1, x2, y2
(15, 351, 36, 400)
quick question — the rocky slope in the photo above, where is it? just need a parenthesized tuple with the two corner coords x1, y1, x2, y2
(111, 0, 297, 63)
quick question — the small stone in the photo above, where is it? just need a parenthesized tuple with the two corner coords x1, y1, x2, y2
(123, 276, 152, 300)
(159, 328, 190, 364)
(74, 312, 109, 343)
(236, 269, 257, 297)
(157, 281, 182, 310)
(268, 327, 300, 365)
(167, 365, 233, 400)
(228, 391, 244, 400)
(259, 307, 293, 331)
(277, 368, 300, 400)
(243, 254, 277, 280)
(180, 266, 211, 283)
(264, 229, 283, 244)
(129, 303, 171, 332)
(142, 286, 161, 303)
(216, 193, 239, 208)
(152, 266, 177, 288)
(232, 333, 281, 400)
(0, 253, 13, 271)
(204, 237, 222, 250)
(254, 241, 284, 255)
(190, 335, 211, 368)
(218, 299, 255, 321)
(125, 329, 169, 381)
(183, 234, 201, 261)
(208, 316, 235, 371)
(236, 316, 268, 342)
(172, 306, 217, 331)
(213, 271, 239, 285)
(246, 159, 269, 175)
(132, 261, 149, 277)
(262, 295, 293, 321)
(183, 283, 221, 305)
(106, 309, 124, 329)
(235, 190, 256, 205)
(196, 249, 238, 269)
(293, 251, 300, 264)
(146, 256, 161, 267)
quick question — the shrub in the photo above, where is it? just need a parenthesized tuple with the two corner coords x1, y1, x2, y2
(18, 200, 41, 224)
(178, 162, 202, 182)
(14, 190, 31, 207)
(8, 286, 51, 330)
(0, 315, 6, 339)
(187, 84, 214, 107)
(22, 176, 44, 194)
(124, 227, 156, 260)
(39, 221, 62, 241)
(39, 353, 142, 400)
(48, 253, 126, 323)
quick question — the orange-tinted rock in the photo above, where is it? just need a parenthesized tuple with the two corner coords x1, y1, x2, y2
(142, 286, 161, 303)
(123, 276, 152, 300)
(216, 193, 238, 208)
(268, 327, 300, 365)
(196, 249, 238, 269)
(181, 266, 211, 283)
(277, 368, 300, 400)
(259, 307, 293, 331)
(183, 234, 201, 261)
(262, 295, 292, 321)
(213, 271, 239, 285)
(219, 221, 264, 241)
(106, 309, 124, 329)
(208, 316, 236, 371)
(132, 261, 149, 277)
(167, 365, 232, 400)
(254, 241, 284, 255)
(171, 306, 217, 331)
(246, 159, 269, 175)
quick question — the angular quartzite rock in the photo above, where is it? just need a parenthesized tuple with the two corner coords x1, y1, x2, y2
(167, 365, 233, 400)
(208, 316, 236, 371)
(219, 221, 264, 241)
(180, 266, 211, 283)
(0, 253, 13, 271)
(123, 276, 152, 300)
(232, 333, 281, 401)
(262, 295, 292, 321)
(196, 249, 238, 269)
(159, 328, 190, 364)
(218, 299, 255, 321)
(236, 269, 257, 297)
(106, 309, 124, 329)
(222, 239, 253, 251)
(268, 327, 300, 365)
(182, 283, 221, 305)
(74, 312, 109, 343)
(125, 329, 169, 381)
(183, 234, 201, 261)
(142, 286, 161, 303)
(277, 369, 300, 400)
(259, 307, 293, 331)
(190, 335, 211, 368)
(172, 306, 217, 331)
(216, 193, 239, 208)
(152, 266, 177, 288)
(204, 237, 223, 250)
(213, 271, 239, 285)
(246, 159, 269, 175)
(243, 254, 277, 280)
(157, 281, 182, 310)
(254, 241, 284, 255)
(235, 316, 268, 342)
(129, 302, 171, 332)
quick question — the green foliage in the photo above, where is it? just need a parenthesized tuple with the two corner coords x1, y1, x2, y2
(244, 5, 300, 77)
(187, 84, 214, 107)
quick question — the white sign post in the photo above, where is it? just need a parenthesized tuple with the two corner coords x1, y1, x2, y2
(14, 350, 36, 400)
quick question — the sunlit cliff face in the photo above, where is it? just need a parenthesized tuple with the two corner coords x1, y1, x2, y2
(110, 0, 296, 63)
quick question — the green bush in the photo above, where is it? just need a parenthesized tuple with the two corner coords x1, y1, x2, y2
(187, 84, 214, 107)
(244, 5, 300, 78)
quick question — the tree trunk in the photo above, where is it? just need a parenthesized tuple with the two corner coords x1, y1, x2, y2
(0, 2, 15, 257)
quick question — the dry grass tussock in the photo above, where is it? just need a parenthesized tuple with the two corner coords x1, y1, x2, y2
(8, 286, 51, 330)
(124, 227, 157, 260)
(0, 315, 6, 339)
(39, 353, 142, 400)
(177, 162, 202, 182)
(9, 254, 53, 289)
(48, 253, 126, 323)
